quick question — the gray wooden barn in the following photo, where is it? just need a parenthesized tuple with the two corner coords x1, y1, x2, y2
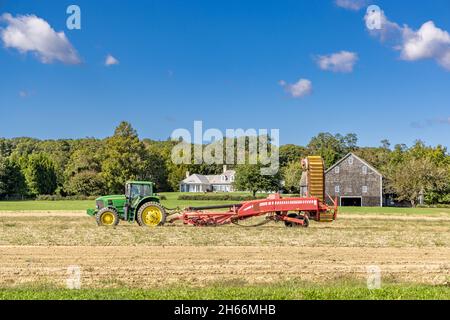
(325, 153, 383, 207)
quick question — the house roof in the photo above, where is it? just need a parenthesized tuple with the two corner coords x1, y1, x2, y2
(325, 153, 383, 177)
(181, 174, 211, 185)
(181, 170, 236, 185)
(206, 170, 235, 184)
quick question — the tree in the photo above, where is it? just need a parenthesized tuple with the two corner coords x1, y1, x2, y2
(354, 147, 391, 174)
(279, 144, 307, 168)
(38, 139, 72, 188)
(65, 171, 106, 196)
(23, 153, 58, 195)
(63, 139, 106, 196)
(64, 139, 103, 177)
(307, 132, 358, 168)
(8, 137, 39, 159)
(0, 139, 13, 158)
(142, 149, 170, 192)
(167, 164, 189, 192)
(0, 157, 27, 198)
(101, 122, 149, 194)
(283, 161, 302, 194)
(380, 139, 391, 150)
(233, 163, 281, 197)
(386, 157, 448, 207)
(340, 133, 358, 151)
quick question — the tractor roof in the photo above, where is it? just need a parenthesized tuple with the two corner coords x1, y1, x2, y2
(126, 181, 153, 185)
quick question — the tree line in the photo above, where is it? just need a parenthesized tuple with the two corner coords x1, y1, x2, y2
(0, 122, 449, 206)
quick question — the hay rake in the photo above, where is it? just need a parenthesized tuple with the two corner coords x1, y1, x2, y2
(168, 156, 338, 228)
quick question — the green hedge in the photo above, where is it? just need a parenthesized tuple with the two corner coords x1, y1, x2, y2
(36, 195, 98, 201)
(177, 194, 266, 201)
(417, 204, 450, 208)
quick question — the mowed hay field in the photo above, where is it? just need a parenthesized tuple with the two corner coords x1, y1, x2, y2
(0, 193, 450, 299)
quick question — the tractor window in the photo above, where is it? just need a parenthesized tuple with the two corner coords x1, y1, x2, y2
(130, 184, 152, 199)
(141, 184, 152, 197)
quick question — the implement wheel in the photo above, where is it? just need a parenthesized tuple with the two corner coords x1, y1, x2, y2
(285, 213, 309, 228)
(137, 202, 166, 227)
(96, 208, 119, 227)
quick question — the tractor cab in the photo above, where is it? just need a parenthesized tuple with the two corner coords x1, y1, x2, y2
(124, 181, 154, 218)
(126, 181, 154, 202)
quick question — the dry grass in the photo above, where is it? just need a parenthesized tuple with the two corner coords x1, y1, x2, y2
(0, 211, 449, 291)
(0, 213, 449, 248)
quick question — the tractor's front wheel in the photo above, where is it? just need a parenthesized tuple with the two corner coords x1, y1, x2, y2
(136, 202, 166, 227)
(96, 208, 119, 227)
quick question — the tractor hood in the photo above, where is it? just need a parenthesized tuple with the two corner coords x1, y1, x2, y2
(96, 195, 126, 202)
(95, 195, 127, 210)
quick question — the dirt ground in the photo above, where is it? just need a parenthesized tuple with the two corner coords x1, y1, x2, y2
(1, 246, 449, 288)
(0, 211, 449, 289)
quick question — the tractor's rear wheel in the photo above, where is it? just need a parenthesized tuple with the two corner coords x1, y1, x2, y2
(96, 208, 119, 227)
(136, 202, 166, 227)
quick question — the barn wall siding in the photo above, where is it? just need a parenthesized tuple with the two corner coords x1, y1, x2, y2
(325, 154, 382, 207)
(362, 196, 383, 207)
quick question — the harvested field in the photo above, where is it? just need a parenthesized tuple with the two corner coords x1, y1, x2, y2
(1, 246, 449, 289)
(1, 213, 449, 248)
(0, 208, 449, 298)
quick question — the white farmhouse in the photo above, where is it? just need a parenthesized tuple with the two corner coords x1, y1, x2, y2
(180, 166, 236, 193)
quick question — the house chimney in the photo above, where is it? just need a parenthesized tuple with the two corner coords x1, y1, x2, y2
(186, 171, 190, 179)
(223, 165, 227, 173)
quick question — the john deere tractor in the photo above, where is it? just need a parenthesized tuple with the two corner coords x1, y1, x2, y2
(87, 181, 166, 227)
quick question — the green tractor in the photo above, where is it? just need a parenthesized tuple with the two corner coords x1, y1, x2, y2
(87, 181, 166, 227)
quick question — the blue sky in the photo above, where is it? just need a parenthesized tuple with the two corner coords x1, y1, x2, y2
(0, 0, 450, 148)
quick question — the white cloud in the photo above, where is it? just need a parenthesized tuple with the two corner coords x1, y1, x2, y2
(279, 79, 313, 98)
(316, 51, 358, 73)
(401, 21, 450, 70)
(365, 10, 450, 71)
(105, 54, 119, 66)
(0, 13, 81, 64)
(335, 0, 368, 11)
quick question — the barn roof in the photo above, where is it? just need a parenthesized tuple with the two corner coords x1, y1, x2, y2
(325, 153, 383, 177)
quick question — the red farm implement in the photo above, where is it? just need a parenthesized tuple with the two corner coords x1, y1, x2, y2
(168, 156, 338, 228)
(168, 193, 338, 227)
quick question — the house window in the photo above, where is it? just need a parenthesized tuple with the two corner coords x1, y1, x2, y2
(362, 166, 368, 175)
(362, 186, 368, 193)
(335, 166, 340, 174)
(230, 175, 235, 182)
(335, 185, 340, 193)
(348, 157, 354, 165)
(221, 175, 226, 182)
